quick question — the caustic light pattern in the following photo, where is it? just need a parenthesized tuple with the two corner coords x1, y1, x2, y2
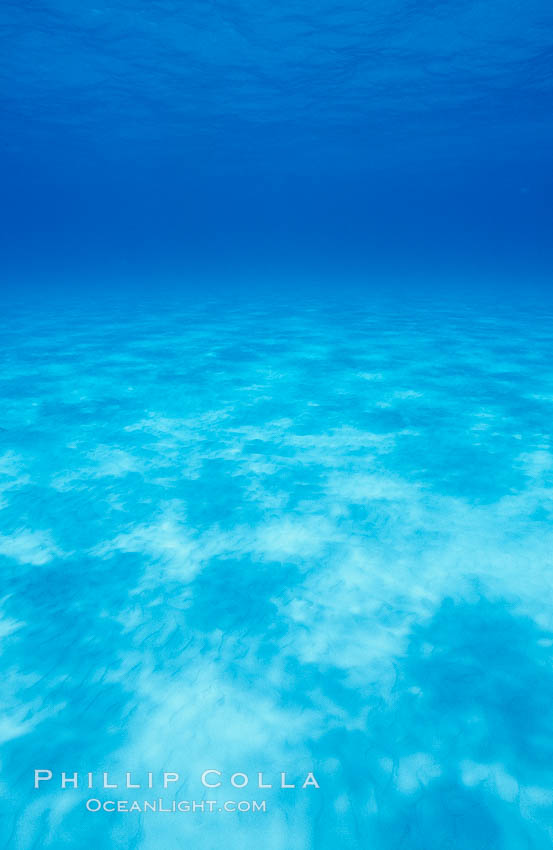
(1, 293, 553, 849)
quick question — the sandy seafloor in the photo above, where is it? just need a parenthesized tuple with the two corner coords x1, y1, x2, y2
(1, 290, 553, 850)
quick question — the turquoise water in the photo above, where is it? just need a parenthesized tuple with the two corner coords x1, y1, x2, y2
(1, 0, 552, 846)
(1, 292, 553, 848)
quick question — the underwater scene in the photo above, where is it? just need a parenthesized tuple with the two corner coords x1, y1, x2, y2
(1, 0, 553, 848)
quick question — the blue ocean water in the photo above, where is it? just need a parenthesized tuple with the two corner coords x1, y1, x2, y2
(1, 291, 553, 849)
(1, 1, 553, 849)
(1, 0, 552, 284)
